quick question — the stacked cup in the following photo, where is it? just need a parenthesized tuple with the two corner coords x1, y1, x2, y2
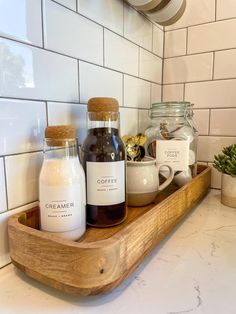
(126, 0, 186, 26)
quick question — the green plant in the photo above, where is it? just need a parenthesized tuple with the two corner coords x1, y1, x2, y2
(213, 144, 236, 177)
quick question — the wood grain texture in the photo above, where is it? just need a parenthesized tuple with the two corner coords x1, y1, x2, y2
(8, 165, 211, 296)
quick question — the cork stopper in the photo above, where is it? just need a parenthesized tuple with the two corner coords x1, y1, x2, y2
(45, 125, 76, 146)
(87, 97, 119, 121)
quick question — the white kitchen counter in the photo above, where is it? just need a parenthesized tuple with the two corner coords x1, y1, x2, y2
(0, 190, 236, 314)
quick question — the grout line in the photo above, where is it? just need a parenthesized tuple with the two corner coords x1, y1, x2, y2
(0, 150, 43, 158)
(51, 0, 76, 12)
(0, 95, 151, 111)
(8, 200, 39, 212)
(138, 47, 141, 77)
(151, 24, 154, 52)
(41, 0, 45, 48)
(212, 51, 215, 80)
(45, 101, 49, 126)
(163, 47, 236, 60)
(210, 187, 221, 191)
(0, 96, 84, 105)
(79, 59, 162, 84)
(186, 27, 188, 55)
(150, 83, 152, 106)
(77, 59, 81, 103)
(103, 27, 105, 67)
(164, 50, 210, 60)
(3, 157, 9, 211)
(208, 109, 211, 135)
(122, 74, 125, 107)
(165, 16, 236, 33)
(161, 76, 236, 85)
(183, 83, 186, 101)
(76, 0, 78, 12)
(215, 0, 217, 21)
(192, 106, 236, 110)
(161, 27, 166, 102)
(0, 262, 12, 270)
(122, 0, 125, 36)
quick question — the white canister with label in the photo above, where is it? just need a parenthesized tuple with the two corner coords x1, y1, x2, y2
(39, 125, 86, 241)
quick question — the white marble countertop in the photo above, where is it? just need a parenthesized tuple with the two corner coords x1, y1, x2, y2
(1, 190, 236, 314)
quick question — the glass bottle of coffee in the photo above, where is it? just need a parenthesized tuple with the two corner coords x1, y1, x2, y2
(81, 97, 126, 227)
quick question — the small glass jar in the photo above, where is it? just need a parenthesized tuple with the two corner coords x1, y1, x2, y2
(145, 102, 198, 186)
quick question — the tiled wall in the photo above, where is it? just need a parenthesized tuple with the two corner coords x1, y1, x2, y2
(0, 0, 163, 267)
(163, 0, 236, 189)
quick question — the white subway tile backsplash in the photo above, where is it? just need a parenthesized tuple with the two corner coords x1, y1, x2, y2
(139, 49, 162, 84)
(124, 3, 152, 51)
(165, 0, 215, 31)
(214, 49, 236, 80)
(104, 30, 139, 76)
(193, 109, 209, 136)
(54, 0, 76, 11)
(120, 107, 139, 136)
(210, 109, 236, 136)
(0, 0, 42, 47)
(152, 26, 164, 58)
(162, 84, 184, 101)
(188, 19, 236, 54)
(47, 102, 87, 145)
(5, 152, 43, 210)
(79, 62, 123, 105)
(0, 201, 38, 268)
(0, 99, 46, 155)
(43, 0, 103, 65)
(124, 76, 151, 109)
(216, 0, 236, 21)
(151, 84, 162, 104)
(78, 0, 123, 35)
(208, 163, 222, 189)
(0, 159, 7, 213)
(138, 109, 150, 133)
(0, 38, 79, 102)
(164, 53, 213, 84)
(164, 29, 187, 58)
(185, 80, 236, 109)
(197, 136, 236, 162)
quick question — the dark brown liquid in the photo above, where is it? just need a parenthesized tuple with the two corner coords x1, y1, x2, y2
(81, 127, 126, 227)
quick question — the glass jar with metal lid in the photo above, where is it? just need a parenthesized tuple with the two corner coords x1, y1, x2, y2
(145, 101, 198, 186)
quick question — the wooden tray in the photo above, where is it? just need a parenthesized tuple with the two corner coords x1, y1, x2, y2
(8, 165, 211, 296)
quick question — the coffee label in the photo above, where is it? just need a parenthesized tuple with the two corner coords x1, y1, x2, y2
(156, 140, 189, 171)
(86, 161, 125, 206)
(40, 184, 85, 232)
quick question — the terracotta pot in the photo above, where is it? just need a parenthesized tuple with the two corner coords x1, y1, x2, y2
(221, 173, 236, 208)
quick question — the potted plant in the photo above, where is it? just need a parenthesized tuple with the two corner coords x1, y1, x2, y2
(213, 144, 236, 208)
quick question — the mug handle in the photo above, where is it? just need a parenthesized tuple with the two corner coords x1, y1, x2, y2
(156, 164, 174, 191)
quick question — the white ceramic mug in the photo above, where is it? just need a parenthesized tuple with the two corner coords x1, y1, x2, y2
(127, 156, 174, 206)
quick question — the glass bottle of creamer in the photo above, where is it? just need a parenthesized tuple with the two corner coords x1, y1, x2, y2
(39, 125, 86, 240)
